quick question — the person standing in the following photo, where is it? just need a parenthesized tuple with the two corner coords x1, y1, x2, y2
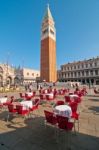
(37, 82, 39, 90)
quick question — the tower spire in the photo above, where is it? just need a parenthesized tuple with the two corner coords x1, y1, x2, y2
(43, 4, 53, 21)
(47, 3, 49, 9)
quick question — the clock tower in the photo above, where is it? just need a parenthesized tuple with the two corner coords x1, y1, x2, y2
(40, 5, 57, 82)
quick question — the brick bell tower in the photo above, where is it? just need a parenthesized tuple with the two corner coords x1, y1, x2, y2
(40, 5, 57, 82)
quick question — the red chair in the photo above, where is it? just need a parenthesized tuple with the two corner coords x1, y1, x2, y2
(3, 96, 14, 107)
(56, 100, 65, 106)
(73, 96, 82, 103)
(33, 91, 36, 97)
(46, 95, 54, 101)
(69, 101, 78, 113)
(29, 99, 40, 116)
(40, 94, 46, 100)
(56, 115, 74, 149)
(94, 89, 99, 94)
(16, 105, 30, 118)
(0, 103, 3, 110)
(56, 115, 73, 130)
(8, 104, 17, 112)
(19, 93, 25, 98)
(53, 90, 58, 97)
(44, 110, 57, 126)
(81, 88, 88, 95)
(77, 93, 83, 98)
(69, 101, 79, 132)
(64, 96, 71, 103)
(7, 104, 17, 121)
(25, 93, 32, 100)
(34, 98, 40, 104)
(39, 90, 41, 94)
(58, 90, 64, 95)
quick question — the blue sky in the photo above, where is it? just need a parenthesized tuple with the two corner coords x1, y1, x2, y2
(0, 0, 99, 70)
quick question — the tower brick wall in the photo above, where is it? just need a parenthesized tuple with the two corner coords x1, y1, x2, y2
(41, 37, 57, 82)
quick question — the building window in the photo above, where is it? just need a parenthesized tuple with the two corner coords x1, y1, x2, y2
(95, 70, 98, 75)
(90, 70, 93, 76)
(78, 72, 80, 76)
(27, 72, 29, 75)
(74, 72, 76, 77)
(90, 63, 92, 67)
(71, 72, 73, 77)
(86, 71, 88, 76)
(62, 73, 64, 78)
(94, 62, 97, 67)
(74, 66, 76, 69)
(78, 65, 80, 69)
(86, 64, 88, 68)
(82, 64, 84, 68)
(37, 74, 38, 76)
(61, 66, 64, 71)
(82, 71, 84, 76)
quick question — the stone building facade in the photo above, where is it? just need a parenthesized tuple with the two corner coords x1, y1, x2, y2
(57, 57, 99, 85)
(40, 5, 57, 82)
(21, 68, 40, 84)
(0, 64, 15, 86)
(0, 64, 40, 86)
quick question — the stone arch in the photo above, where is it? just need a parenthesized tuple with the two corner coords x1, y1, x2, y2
(14, 76, 20, 85)
(0, 75, 3, 86)
(6, 76, 12, 85)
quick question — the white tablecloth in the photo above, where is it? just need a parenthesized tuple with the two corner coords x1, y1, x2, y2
(0, 97, 8, 103)
(20, 101, 33, 109)
(69, 94, 78, 98)
(54, 105, 72, 118)
(44, 93, 54, 98)
(26, 92, 33, 97)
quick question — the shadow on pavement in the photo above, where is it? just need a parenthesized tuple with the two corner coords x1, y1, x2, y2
(0, 113, 99, 150)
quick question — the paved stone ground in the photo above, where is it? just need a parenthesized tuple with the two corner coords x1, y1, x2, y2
(0, 88, 99, 150)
